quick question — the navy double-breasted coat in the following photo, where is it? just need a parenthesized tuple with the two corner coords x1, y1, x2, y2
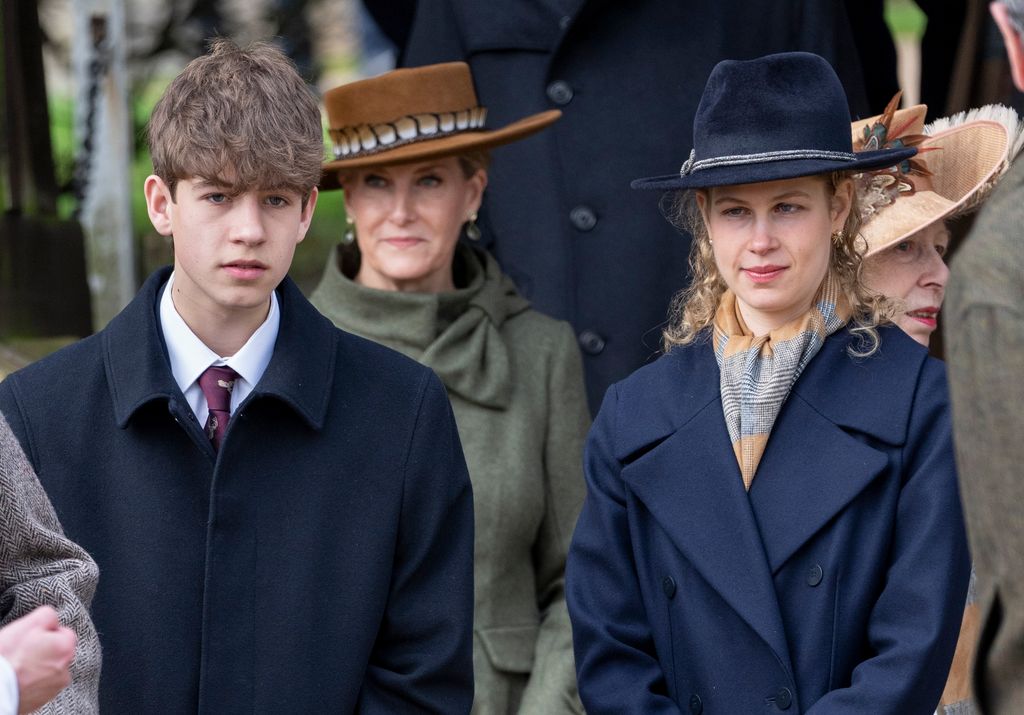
(566, 327, 970, 714)
(0, 268, 475, 714)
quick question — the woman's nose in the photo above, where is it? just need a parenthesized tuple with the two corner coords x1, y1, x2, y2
(921, 250, 950, 289)
(388, 186, 416, 224)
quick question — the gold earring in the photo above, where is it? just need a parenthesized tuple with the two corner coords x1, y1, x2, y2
(465, 212, 481, 241)
(831, 230, 843, 246)
(343, 215, 356, 245)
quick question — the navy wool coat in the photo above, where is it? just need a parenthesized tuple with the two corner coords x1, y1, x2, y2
(404, 0, 871, 411)
(566, 327, 971, 714)
(0, 268, 475, 714)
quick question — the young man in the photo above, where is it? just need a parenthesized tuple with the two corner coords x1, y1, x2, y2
(0, 40, 474, 713)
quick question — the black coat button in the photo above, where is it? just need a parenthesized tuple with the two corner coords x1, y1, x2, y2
(547, 80, 574, 105)
(578, 330, 606, 355)
(775, 687, 793, 710)
(807, 564, 824, 587)
(559, 14, 572, 30)
(570, 205, 597, 231)
(662, 576, 676, 598)
(689, 693, 703, 714)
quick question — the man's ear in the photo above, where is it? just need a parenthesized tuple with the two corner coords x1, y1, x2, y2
(992, 1, 1024, 92)
(144, 175, 174, 236)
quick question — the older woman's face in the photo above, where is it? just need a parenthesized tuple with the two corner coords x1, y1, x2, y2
(698, 175, 852, 336)
(343, 156, 486, 293)
(862, 222, 950, 346)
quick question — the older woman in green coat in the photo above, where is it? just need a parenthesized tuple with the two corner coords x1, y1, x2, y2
(311, 62, 588, 714)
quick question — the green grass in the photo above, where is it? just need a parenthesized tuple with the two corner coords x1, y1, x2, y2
(885, 0, 927, 38)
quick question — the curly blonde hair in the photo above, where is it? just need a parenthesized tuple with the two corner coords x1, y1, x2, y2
(661, 172, 895, 356)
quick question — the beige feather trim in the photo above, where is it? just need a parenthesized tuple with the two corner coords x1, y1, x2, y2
(925, 104, 1024, 215)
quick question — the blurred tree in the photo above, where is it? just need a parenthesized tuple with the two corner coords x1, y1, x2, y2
(0, 0, 92, 338)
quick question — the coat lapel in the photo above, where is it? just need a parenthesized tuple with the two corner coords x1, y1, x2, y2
(748, 330, 920, 573)
(620, 366, 794, 676)
(748, 391, 888, 573)
(104, 267, 181, 427)
(249, 277, 337, 431)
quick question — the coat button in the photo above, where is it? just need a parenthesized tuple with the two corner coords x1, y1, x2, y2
(775, 687, 793, 710)
(807, 564, 823, 587)
(546, 79, 574, 105)
(689, 694, 703, 714)
(662, 576, 676, 598)
(578, 330, 606, 355)
(559, 14, 572, 30)
(570, 205, 597, 231)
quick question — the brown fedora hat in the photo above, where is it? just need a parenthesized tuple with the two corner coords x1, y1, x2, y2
(320, 62, 560, 189)
(851, 97, 1018, 256)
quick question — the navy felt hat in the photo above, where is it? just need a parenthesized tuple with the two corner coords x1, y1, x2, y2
(631, 52, 917, 191)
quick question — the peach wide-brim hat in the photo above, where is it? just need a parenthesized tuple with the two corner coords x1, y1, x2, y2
(320, 62, 561, 189)
(851, 104, 1011, 256)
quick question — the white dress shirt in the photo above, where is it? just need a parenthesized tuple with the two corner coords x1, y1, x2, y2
(0, 655, 16, 715)
(159, 272, 279, 426)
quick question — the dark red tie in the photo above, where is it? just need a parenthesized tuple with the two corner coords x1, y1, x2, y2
(198, 366, 239, 451)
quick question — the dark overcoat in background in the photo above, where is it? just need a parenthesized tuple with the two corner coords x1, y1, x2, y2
(0, 268, 475, 714)
(566, 326, 971, 714)
(404, 0, 870, 412)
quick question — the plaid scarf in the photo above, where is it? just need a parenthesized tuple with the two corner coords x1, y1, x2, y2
(713, 275, 850, 489)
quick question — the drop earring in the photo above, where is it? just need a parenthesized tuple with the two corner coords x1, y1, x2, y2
(465, 212, 481, 241)
(831, 230, 843, 246)
(343, 215, 356, 245)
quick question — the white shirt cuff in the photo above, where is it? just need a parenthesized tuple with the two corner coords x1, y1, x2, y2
(0, 655, 17, 715)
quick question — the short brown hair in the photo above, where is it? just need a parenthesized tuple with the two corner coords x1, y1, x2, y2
(147, 38, 323, 201)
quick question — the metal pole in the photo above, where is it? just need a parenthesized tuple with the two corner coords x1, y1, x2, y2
(71, 0, 135, 329)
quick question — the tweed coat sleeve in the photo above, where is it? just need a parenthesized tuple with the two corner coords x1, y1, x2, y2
(565, 384, 686, 715)
(518, 323, 589, 715)
(0, 414, 100, 715)
(945, 259, 1024, 714)
(355, 372, 475, 714)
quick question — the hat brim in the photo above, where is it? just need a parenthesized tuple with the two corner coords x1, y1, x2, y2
(320, 109, 561, 190)
(862, 120, 1009, 255)
(630, 147, 917, 191)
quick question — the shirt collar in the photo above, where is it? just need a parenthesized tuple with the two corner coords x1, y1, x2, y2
(158, 271, 280, 393)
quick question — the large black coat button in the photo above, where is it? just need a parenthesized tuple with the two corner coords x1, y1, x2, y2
(570, 205, 597, 231)
(578, 330, 606, 355)
(547, 80, 574, 105)
(662, 576, 676, 598)
(807, 564, 824, 587)
(689, 693, 703, 714)
(775, 687, 793, 710)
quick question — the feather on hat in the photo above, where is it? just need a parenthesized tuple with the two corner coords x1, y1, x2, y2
(852, 95, 1024, 255)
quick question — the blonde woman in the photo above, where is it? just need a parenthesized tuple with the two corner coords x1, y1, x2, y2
(312, 63, 588, 714)
(566, 53, 970, 715)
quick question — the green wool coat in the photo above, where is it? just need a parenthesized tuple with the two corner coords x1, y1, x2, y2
(311, 244, 589, 715)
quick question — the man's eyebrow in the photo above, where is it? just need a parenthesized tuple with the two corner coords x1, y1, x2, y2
(191, 179, 235, 192)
